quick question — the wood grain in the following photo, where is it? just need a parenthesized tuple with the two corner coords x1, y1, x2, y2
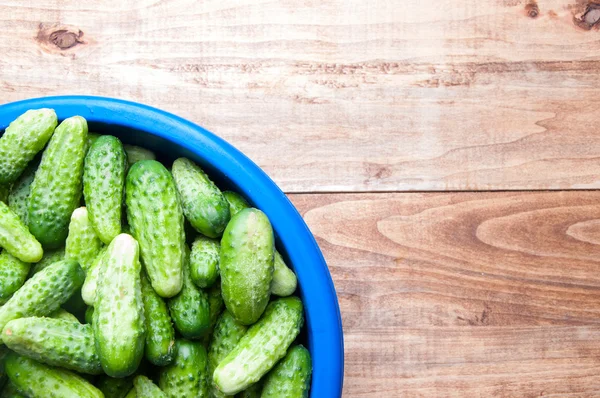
(289, 191, 600, 396)
(1, 0, 600, 191)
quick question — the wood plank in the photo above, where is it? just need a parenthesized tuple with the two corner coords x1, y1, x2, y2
(1, 0, 600, 192)
(289, 191, 600, 396)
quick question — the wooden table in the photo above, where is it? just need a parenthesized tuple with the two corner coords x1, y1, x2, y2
(2, 0, 600, 396)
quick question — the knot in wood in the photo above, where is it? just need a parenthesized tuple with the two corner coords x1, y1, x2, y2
(49, 29, 82, 50)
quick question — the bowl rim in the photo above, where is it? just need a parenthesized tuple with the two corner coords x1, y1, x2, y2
(0, 95, 344, 397)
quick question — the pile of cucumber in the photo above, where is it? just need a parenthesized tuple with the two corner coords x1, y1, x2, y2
(0, 109, 312, 398)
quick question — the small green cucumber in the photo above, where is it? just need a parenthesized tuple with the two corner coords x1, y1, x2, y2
(0, 252, 30, 305)
(124, 388, 137, 398)
(134, 375, 166, 398)
(65, 207, 104, 272)
(7, 161, 37, 224)
(213, 297, 304, 395)
(29, 247, 64, 276)
(190, 235, 220, 288)
(84, 135, 127, 244)
(0, 201, 43, 263)
(96, 375, 134, 398)
(168, 251, 210, 339)
(0, 380, 26, 398)
(49, 308, 79, 323)
(85, 306, 94, 324)
(0, 259, 84, 338)
(28, 116, 88, 248)
(223, 191, 250, 216)
(85, 132, 101, 153)
(2, 317, 102, 374)
(141, 273, 175, 366)
(0, 109, 57, 185)
(81, 247, 107, 306)
(260, 345, 312, 398)
(220, 208, 274, 325)
(5, 352, 103, 398)
(271, 252, 297, 297)
(126, 160, 184, 298)
(159, 339, 209, 398)
(93, 234, 145, 377)
(172, 157, 230, 238)
(200, 282, 226, 346)
(239, 383, 263, 398)
(124, 144, 156, 166)
(208, 310, 248, 398)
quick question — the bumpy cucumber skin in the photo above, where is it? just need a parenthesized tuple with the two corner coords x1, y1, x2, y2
(28, 116, 88, 248)
(5, 353, 103, 398)
(213, 297, 304, 395)
(271, 251, 297, 297)
(200, 282, 225, 346)
(124, 144, 156, 166)
(168, 252, 210, 339)
(0, 252, 30, 305)
(65, 207, 104, 272)
(29, 248, 64, 276)
(260, 345, 312, 398)
(50, 308, 79, 323)
(93, 234, 145, 377)
(223, 191, 249, 216)
(85, 306, 94, 324)
(84, 135, 126, 244)
(96, 375, 134, 398)
(134, 375, 166, 398)
(141, 273, 175, 366)
(81, 247, 107, 306)
(208, 310, 248, 398)
(159, 339, 209, 398)
(126, 160, 184, 298)
(172, 158, 230, 238)
(190, 236, 220, 288)
(2, 317, 102, 374)
(7, 161, 36, 224)
(0, 259, 84, 339)
(0, 380, 26, 398)
(238, 383, 262, 398)
(220, 208, 274, 325)
(0, 109, 57, 185)
(0, 201, 43, 263)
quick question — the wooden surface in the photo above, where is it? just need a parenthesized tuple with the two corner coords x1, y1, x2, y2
(2, 0, 600, 396)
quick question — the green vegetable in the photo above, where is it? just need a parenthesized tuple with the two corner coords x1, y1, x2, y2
(0, 380, 26, 398)
(28, 248, 64, 275)
(124, 388, 137, 398)
(85, 306, 94, 324)
(49, 308, 79, 323)
(0, 201, 43, 263)
(126, 160, 184, 298)
(81, 247, 107, 306)
(0, 259, 84, 340)
(84, 135, 126, 244)
(124, 144, 156, 166)
(7, 161, 36, 224)
(223, 191, 249, 217)
(2, 317, 102, 374)
(172, 157, 230, 238)
(28, 116, 88, 248)
(271, 252, 297, 297)
(159, 339, 209, 398)
(190, 235, 220, 288)
(0, 252, 30, 305)
(85, 133, 101, 153)
(96, 375, 134, 398)
(65, 207, 104, 272)
(261, 345, 312, 398)
(206, 282, 225, 334)
(213, 297, 304, 395)
(5, 352, 103, 398)
(220, 208, 274, 325)
(141, 273, 175, 366)
(0, 109, 57, 185)
(134, 375, 166, 398)
(93, 234, 145, 377)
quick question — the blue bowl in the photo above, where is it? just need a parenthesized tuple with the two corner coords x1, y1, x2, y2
(0, 95, 344, 397)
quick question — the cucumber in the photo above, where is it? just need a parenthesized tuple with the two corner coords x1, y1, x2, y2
(93, 234, 145, 377)
(0, 201, 43, 263)
(159, 339, 209, 398)
(0, 109, 57, 185)
(207, 282, 225, 334)
(213, 297, 304, 395)
(220, 208, 274, 325)
(28, 116, 88, 248)
(141, 273, 175, 366)
(85, 306, 94, 324)
(2, 317, 102, 374)
(81, 247, 107, 306)
(208, 310, 248, 398)
(172, 158, 230, 238)
(167, 249, 210, 339)
(190, 235, 220, 288)
(260, 345, 312, 398)
(134, 375, 166, 398)
(65, 207, 104, 272)
(5, 352, 103, 398)
(85, 133, 101, 153)
(7, 161, 36, 224)
(96, 375, 134, 398)
(29, 247, 64, 276)
(124, 144, 156, 166)
(124, 388, 136, 398)
(223, 191, 249, 217)
(126, 160, 184, 298)
(0, 381, 26, 398)
(0, 252, 30, 305)
(0, 259, 84, 339)
(84, 135, 127, 244)
(49, 308, 79, 323)
(239, 383, 262, 398)
(271, 252, 297, 297)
